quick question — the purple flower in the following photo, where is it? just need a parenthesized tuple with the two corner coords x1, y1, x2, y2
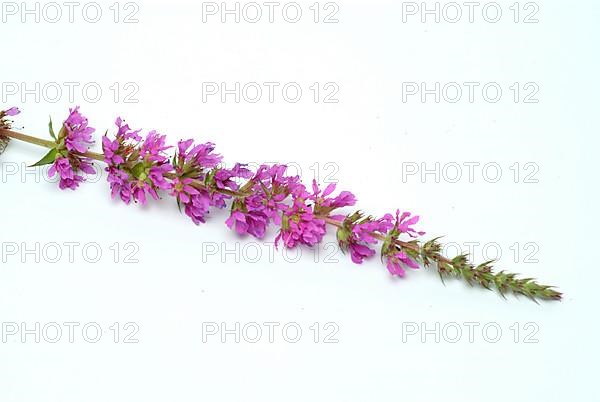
(115, 117, 141, 141)
(226, 210, 269, 239)
(41, 107, 97, 191)
(349, 243, 376, 264)
(102, 136, 124, 165)
(140, 130, 171, 162)
(107, 166, 133, 204)
(310, 180, 357, 217)
(126, 130, 174, 203)
(393, 210, 426, 238)
(194, 163, 253, 212)
(170, 177, 199, 204)
(48, 157, 84, 190)
(185, 192, 211, 224)
(248, 164, 303, 224)
(336, 212, 395, 265)
(214, 163, 253, 192)
(275, 206, 327, 248)
(178, 139, 222, 169)
(224, 202, 265, 237)
(385, 250, 419, 277)
(353, 216, 394, 244)
(4, 107, 20, 117)
(64, 106, 95, 154)
(226, 211, 250, 234)
(1, 107, 20, 130)
(170, 176, 213, 224)
(378, 210, 424, 276)
(148, 163, 173, 191)
(170, 139, 230, 224)
(224, 164, 329, 242)
(103, 118, 173, 205)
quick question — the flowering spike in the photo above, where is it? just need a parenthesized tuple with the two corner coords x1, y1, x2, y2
(0, 106, 563, 302)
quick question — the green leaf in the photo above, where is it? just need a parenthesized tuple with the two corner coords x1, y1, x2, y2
(48, 117, 56, 140)
(30, 148, 58, 167)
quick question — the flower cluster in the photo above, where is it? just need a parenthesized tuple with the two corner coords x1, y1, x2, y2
(336, 212, 393, 264)
(100, 116, 423, 266)
(170, 139, 225, 224)
(222, 167, 357, 249)
(273, 180, 358, 249)
(42, 107, 97, 190)
(381, 211, 425, 277)
(103, 118, 173, 204)
(0, 105, 562, 301)
(225, 164, 301, 239)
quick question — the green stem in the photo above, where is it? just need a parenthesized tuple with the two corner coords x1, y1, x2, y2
(1, 129, 56, 149)
(1, 129, 105, 161)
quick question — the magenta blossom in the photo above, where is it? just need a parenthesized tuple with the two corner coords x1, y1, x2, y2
(226, 209, 269, 239)
(103, 118, 173, 205)
(223, 164, 293, 238)
(177, 139, 222, 169)
(385, 250, 420, 277)
(337, 212, 395, 264)
(115, 117, 142, 141)
(214, 163, 253, 192)
(380, 210, 425, 276)
(140, 130, 171, 162)
(1, 107, 20, 130)
(393, 210, 426, 238)
(4, 107, 20, 117)
(275, 198, 327, 249)
(48, 157, 81, 190)
(310, 180, 357, 214)
(184, 191, 212, 224)
(64, 107, 95, 154)
(249, 164, 304, 225)
(169, 174, 213, 224)
(349, 243, 376, 264)
(102, 136, 123, 165)
(40, 107, 97, 191)
(170, 139, 227, 224)
(106, 166, 132, 203)
(48, 156, 95, 190)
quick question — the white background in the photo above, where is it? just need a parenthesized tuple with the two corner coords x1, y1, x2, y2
(1, 0, 598, 401)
